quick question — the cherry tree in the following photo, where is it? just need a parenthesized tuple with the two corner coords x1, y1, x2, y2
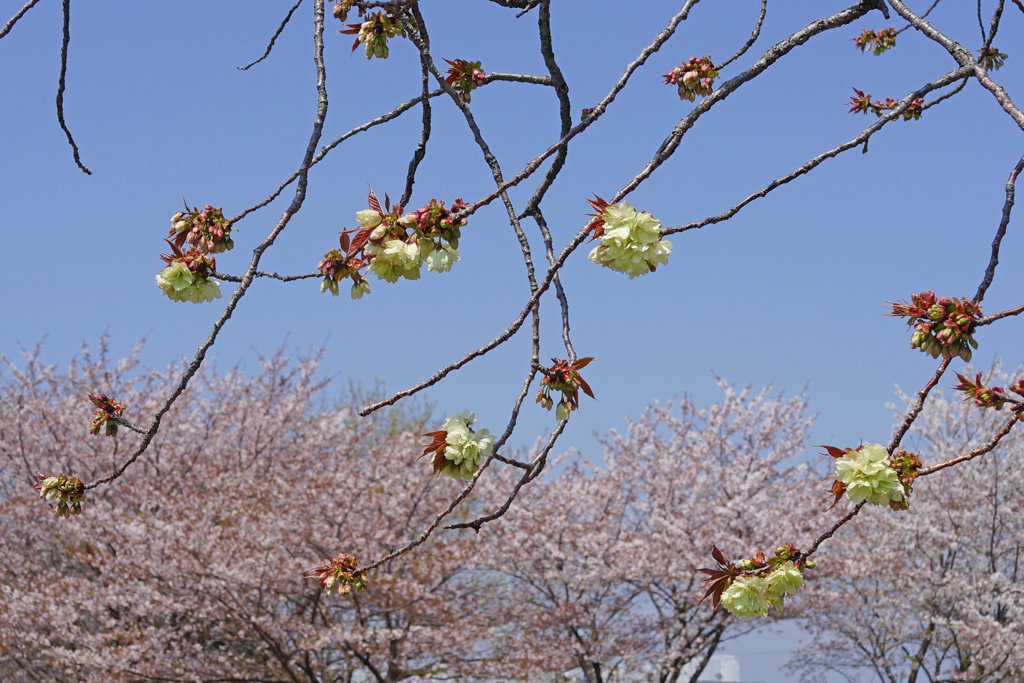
(791, 367, 1024, 683)
(0, 343, 499, 682)
(2, 0, 1024, 663)
(1, 342, 832, 682)
(477, 382, 826, 683)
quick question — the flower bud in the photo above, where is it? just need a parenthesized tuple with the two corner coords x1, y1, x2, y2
(556, 401, 570, 421)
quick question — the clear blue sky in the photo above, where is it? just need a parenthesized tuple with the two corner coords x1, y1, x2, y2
(2, 1, 1022, 680)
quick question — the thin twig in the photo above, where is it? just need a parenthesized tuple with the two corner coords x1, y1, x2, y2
(485, 72, 552, 86)
(661, 67, 972, 236)
(888, 0, 1024, 131)
(108, 414, 147, 435)
(976, 303, 1024, 326)
(895, 0, 940, 34)
(86, 0, 331, 490)
(455, 0, 705, 220)
(520, 0, 572, 218)
(493, 454, 531, 470)
(978, 0, 987, 43)
(230, 88, 444, 224)
(618, 0, 893, 201)
(920, 77, 968, 112)
(212, 270, 319, 283)
(798, 503, 865, 562)
(534, 209, 576, 361)
(56, 0, 91, 175)
(983, 0, 1005, 49)
(0, 0, 41, 40)
(446, 419, 568, 531)
(974, 153, 1024, 304)
(237, 0, 304, 70)
(716, 0, 767, 71)
(361, 0, 892, 417)
(918, 413, 1020, 477)
(399, 2, 432, 208)
(888, 358, 952, 455)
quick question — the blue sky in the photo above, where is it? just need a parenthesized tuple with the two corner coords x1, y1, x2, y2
(2, 1, 1022, 680)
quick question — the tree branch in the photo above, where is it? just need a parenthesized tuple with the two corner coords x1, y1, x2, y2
(973, 153, 1024, 304)
(56, 0, 91, 175)
(0, 0, 41, 40)
(237, 0, 304, 71)
(85, 0, 331, 490)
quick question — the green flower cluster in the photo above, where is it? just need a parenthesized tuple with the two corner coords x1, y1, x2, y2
(587, 200, 672, 278)
(341, 11, 406, 60)
(156, 250, 221, 304)
(439, 410, 495, 479)
(721, 560, 807, 618)
(422, 410, 496, 480)
(361, 199, 465, 283)
(834, 444, 906, 507)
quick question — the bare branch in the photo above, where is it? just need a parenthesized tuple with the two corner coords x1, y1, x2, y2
(983, 0, 1005, 48)
(398, 2, 432, 208)
(974, 153, 1024, 304)
(662, 67, 972, 236)
(0, 0, 41, 40)
(618, 0, 891, 200)
(888, 358, 952, 455)
(716, 0, 767, 71)
(919, 76, 968, 112)
(230, 88, 444, 224)
(520, 0, 572, 218)
(456, 0, 705, 219)
(977, 303, 1024, 326)
(533, 209, 576, 361)
(237, 0, 304, 71)
(445, 418, 568, 531)
(211, 270, 320, 283)
(56, 0, 91, 175)
(917, 413, 1021, 477)
(86, 0, 331, 490)
(799, 503, 866, 562)
(888, 0, 1024, 130)
(485, 72, 552, 86)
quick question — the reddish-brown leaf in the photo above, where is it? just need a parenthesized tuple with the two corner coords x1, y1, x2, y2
(826, 480, 847, 511)
(339, 232, 351, 253)
(348, 228, 372, 256)
(697, 568, 731, 610)
(577, 375, 596, 400)
(572, 357, 595, 370)
(711, 544, 727, 566)
(367, 186, 383, 214)
(818, 445, 847, 459)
